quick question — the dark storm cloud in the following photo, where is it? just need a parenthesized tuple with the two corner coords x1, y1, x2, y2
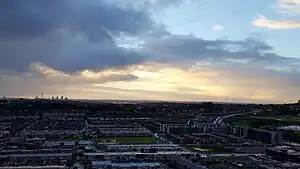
(0, 0, 299, 74)
(0, 0, 152, 40)
(0, 0, 68, 39)
(111, 0, 182, 10)
(0, 0, 153, 72)
(0, 35, 146, 72)
(141, 35, 300, 66)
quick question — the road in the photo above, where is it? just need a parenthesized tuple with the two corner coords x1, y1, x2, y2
(213, 109, 262, 124)
(199, 153, 264, 158)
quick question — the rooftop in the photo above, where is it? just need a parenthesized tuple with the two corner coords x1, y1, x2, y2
(92, 161, 162, 167)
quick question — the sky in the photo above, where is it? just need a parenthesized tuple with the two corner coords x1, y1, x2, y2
(0, 0, 300, 103)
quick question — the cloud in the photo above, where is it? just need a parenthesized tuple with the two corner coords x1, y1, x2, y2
(0, 63, 138, 97)
(2, 0, 297, 75)
(0, 0, 154, 73)
(2, 0, 296, 74)
(0, 0, 153, 40)
(112, 63, 300, 103)
(252, 14, 300, 29)
(3, 63, 299, 103)
(140, 34, 299, 68)
(107, 0, 182, 10)
(212, 25, 224, 31)
(1, 0, 300, 103)
(0, 34, 146, 73)
(277, 0, 300, 14)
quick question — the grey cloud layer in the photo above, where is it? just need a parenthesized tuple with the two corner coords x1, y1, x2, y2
(0, 0, 152, 39)
(0, 0, 152, 72)
(107, 0, 182, 10)
(141, 35, 299, 67)
(0, 0, 299, 74)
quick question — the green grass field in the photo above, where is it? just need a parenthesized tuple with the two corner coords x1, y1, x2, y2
(231, 120, 250, 127)
(295, 130, 300, 136)
(229, 115, 300, 128)
(263, 116, 300, 122)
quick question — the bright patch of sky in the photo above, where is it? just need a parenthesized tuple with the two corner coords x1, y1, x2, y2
(150, 0, 300, 59)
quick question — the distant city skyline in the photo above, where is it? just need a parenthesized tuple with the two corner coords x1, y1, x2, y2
(1, 0, 300, 103)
